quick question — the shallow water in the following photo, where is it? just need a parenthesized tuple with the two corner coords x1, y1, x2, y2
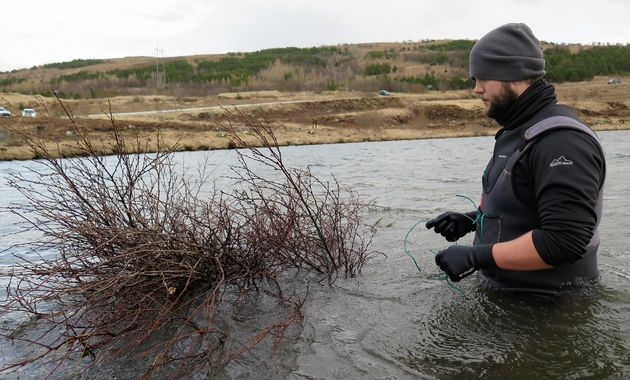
(1, 131, 629, 379)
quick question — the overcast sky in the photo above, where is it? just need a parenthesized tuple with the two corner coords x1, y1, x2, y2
(2, 0, 629, 72)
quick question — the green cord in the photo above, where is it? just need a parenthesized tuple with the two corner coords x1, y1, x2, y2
(403, 219, 425, 272)
(403, 194, 487, 299)
(446, 277, 467, 298)
(403, 219, 467, 298)
(429, 249, 467, 298)
(455, 194, 478, 208)
(455, 193, 485, 238)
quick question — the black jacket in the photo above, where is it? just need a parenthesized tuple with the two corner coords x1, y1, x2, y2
(492, 81, 606, 266)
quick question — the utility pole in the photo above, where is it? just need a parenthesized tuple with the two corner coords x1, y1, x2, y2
(155, 46, 160, 89)
(155, 46, 167, 90)
(160, 48, 167, 89)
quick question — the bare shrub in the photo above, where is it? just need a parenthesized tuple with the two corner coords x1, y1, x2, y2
(0, 100, 378, 378)
(221, 108, 380, 283)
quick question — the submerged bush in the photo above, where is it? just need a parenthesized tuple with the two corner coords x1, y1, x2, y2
(0, 101, 378, 378)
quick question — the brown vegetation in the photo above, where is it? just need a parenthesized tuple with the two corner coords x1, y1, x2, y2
(1, 76, 629, 161)
(0, 105, 378, 378)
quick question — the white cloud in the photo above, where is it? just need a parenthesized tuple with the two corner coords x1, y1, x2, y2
(1, 0, 628, 71)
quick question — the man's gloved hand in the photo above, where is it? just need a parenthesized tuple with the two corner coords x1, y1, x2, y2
(425, 211, 477, 242)
(435, 244, 496, 282)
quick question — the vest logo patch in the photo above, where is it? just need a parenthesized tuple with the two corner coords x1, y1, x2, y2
(550, 156, 573, 167)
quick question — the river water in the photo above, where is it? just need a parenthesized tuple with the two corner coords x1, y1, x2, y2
(1, 131, 629, 379)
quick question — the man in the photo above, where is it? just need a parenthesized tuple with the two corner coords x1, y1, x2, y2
(426, 23, 606, 292)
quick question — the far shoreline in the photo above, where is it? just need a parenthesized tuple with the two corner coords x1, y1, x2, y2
(1, 123, 627, 162)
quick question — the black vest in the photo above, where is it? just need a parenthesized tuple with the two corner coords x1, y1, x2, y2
(474, 115, 603, 291)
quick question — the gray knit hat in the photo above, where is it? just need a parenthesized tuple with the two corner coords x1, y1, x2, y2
(470, 23, 545, 81)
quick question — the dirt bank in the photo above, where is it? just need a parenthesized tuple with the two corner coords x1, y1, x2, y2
(1, 81, 629, 160)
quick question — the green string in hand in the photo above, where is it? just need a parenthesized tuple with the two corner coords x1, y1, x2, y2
(403, 218, 467, 298)
(403, 219, 425, 273)
(403, 193, 488, 299)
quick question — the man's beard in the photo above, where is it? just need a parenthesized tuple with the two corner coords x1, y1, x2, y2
(486, 83, 519, 119)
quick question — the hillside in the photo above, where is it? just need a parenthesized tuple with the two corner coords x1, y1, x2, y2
(1, 40, 630, 161)
(2, 40, 629, 100)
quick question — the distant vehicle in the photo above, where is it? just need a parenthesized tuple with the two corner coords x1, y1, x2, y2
(0, 107, 11, 117)
(378, 89, 390, 96)
(608, 78, 622, 85)
(22, 108, 37, 117)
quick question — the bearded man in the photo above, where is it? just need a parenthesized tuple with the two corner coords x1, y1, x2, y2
(426, 23, 606, 293)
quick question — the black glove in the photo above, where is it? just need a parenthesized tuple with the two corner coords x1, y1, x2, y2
(435, 244, 496, 282)
(426, 211, 477, 242)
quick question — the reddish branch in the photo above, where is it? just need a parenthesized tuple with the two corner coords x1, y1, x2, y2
(0, 101, 377, 378)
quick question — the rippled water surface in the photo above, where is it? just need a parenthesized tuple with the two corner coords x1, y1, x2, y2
(1, 131, 629, 379)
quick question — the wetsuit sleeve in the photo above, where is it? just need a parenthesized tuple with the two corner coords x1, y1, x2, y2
(526, 130, 604, 266)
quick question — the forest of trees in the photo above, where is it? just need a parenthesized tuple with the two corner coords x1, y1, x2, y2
(544, 45, 630, 82)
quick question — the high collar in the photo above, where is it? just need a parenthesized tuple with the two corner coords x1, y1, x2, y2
(493, 80, 558, 138)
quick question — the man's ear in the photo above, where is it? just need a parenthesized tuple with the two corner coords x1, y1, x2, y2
(510, 80, 532, 97)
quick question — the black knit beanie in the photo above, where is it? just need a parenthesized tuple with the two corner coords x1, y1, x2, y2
(470, 23, 545, 81)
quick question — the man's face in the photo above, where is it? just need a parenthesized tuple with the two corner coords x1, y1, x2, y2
(473, 79, 519, 118)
